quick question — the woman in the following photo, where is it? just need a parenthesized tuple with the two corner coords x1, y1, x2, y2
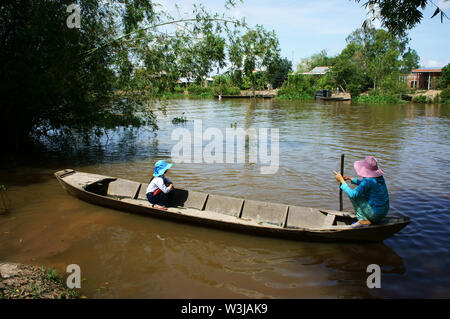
(334, 156, 389, 228)
(146, 160, 174, 210)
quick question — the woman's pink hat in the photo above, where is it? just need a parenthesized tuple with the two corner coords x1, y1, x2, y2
(354, 156, 384, 178)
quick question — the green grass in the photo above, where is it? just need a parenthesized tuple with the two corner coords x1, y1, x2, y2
(43, 267, 62, 283)
(172, 112, 188, 124)
(411, 95, 433, 103)
(161, 92, 187, 99)
(354, 94, 405, 104)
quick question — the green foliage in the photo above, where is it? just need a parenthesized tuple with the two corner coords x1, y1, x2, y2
(400, 48, 420, 73)
(229, 25, 281, 93)
(266, 57, 292, 89)
(440, 64, 450, 88)
(276, 74, 317, 100)
(277, 71, 335, 100)
(173, 86, 185, 94)
(316, 74, 335, 90)
(160, 86, 186, 98)
(347, 84, 362, 98)
(44, 267, 62, 283)
(240, 76, 253, 90)
(227, 87, 241, 95)
(0, 0, 246, 151)
(0, 185, 10, 213)
(215, 85, 241, 95)
(354, 1, 448, 36)
(354, 94, 404, 104)
(330, 27, 418, 99)
(187, 84, 214, 97)
(412, 95, 431, 103)
(440, 87, 450, 104)
(296, 50, 335, 73)
(331, 42, 368, 90)
(172, 113, 188, 124)
(381, 74, 408, 97)
(347, 28, 408, 90)
(212, 74, 241, 95)
(433, 94, 440, 104)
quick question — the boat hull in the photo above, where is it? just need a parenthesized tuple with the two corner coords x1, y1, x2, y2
(55, 169, 409, 243)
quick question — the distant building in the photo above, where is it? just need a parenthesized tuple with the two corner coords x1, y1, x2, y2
(177, 77, 194, 87)
(301, 66, 331, 75)
(204, 76, 214, 85)
(177, 76, 214, 87)
(401, 68, 442, 90)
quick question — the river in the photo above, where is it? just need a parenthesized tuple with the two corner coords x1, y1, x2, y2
(0, 98, 449, 298)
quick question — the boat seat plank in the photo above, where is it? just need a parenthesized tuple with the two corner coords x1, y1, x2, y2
(320, 209, 357, 218)
(285, 206, 328, 229)
(204, 194, 244, 217)
(136, 183, 149, 200)
(169, 189, 208, 210)
(323, 214, 336, 227)
(241, 200, 288, 226)
(118, 198, 281, 229)
(107, 179, 141, 198)
(63, 172, 111, 188)
(175, 207, 245, 223)
(137, 187, 208, 210)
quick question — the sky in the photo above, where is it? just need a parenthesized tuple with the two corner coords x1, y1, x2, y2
(157, 0, 450, 70)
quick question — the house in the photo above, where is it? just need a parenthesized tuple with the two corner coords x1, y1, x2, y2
(204, 76, 214, 86)
(177, 77, 194, 87)
(177, 76, 214, 87)
(402, 68, 442, 90)
(301, 66, 331, 75)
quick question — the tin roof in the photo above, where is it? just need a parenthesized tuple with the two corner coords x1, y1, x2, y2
(301, 66, 331, 75)
(411, 68, 442, 73)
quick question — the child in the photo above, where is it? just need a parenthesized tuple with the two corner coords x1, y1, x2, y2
(146, 160, 174, 210)
(334, 156, 389, 228)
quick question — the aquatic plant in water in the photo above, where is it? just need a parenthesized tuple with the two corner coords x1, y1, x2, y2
(0, 185, 11, 213)
(172, 113, 188, 125)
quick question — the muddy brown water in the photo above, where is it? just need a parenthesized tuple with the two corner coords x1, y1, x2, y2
(0, 99, 449, 298)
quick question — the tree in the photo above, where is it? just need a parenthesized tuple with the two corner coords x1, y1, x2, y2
(235, 25, 281, 95)
(1, 0, 121, 150)
(296, 50, 335, 73)
(331, 42, 370, 90)
(400, 48, 420, 73)
(440, 63, 450, 88)
(355, 0, 449, 36)
(330, 27, 420, 95)
(0, 0, 244, 151)
(174, 19, 227, 84)
(345, 28, 411, 89)
(266, 57, 292, 89)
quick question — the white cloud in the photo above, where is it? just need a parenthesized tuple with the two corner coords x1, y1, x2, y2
(437, 0, 450, 10)
(230, 1, 363, 36)
(420, 58, 448, 68)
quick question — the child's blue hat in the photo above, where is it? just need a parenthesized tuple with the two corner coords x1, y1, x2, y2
(153, 160, 173, 177)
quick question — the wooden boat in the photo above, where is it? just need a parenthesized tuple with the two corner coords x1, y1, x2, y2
(317, 96, 351, 101)
(54, 169, 409, 242)
(315, 89, 351, 101)
(213, 95, 275, 99)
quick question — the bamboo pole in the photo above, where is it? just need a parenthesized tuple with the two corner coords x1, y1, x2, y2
(339, 154, 344, 211)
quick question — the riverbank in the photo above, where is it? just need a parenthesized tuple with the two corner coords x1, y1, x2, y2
(114, 87, 450, 104)
(163, 88, 278, 99)
(0, 262, 77, 299)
